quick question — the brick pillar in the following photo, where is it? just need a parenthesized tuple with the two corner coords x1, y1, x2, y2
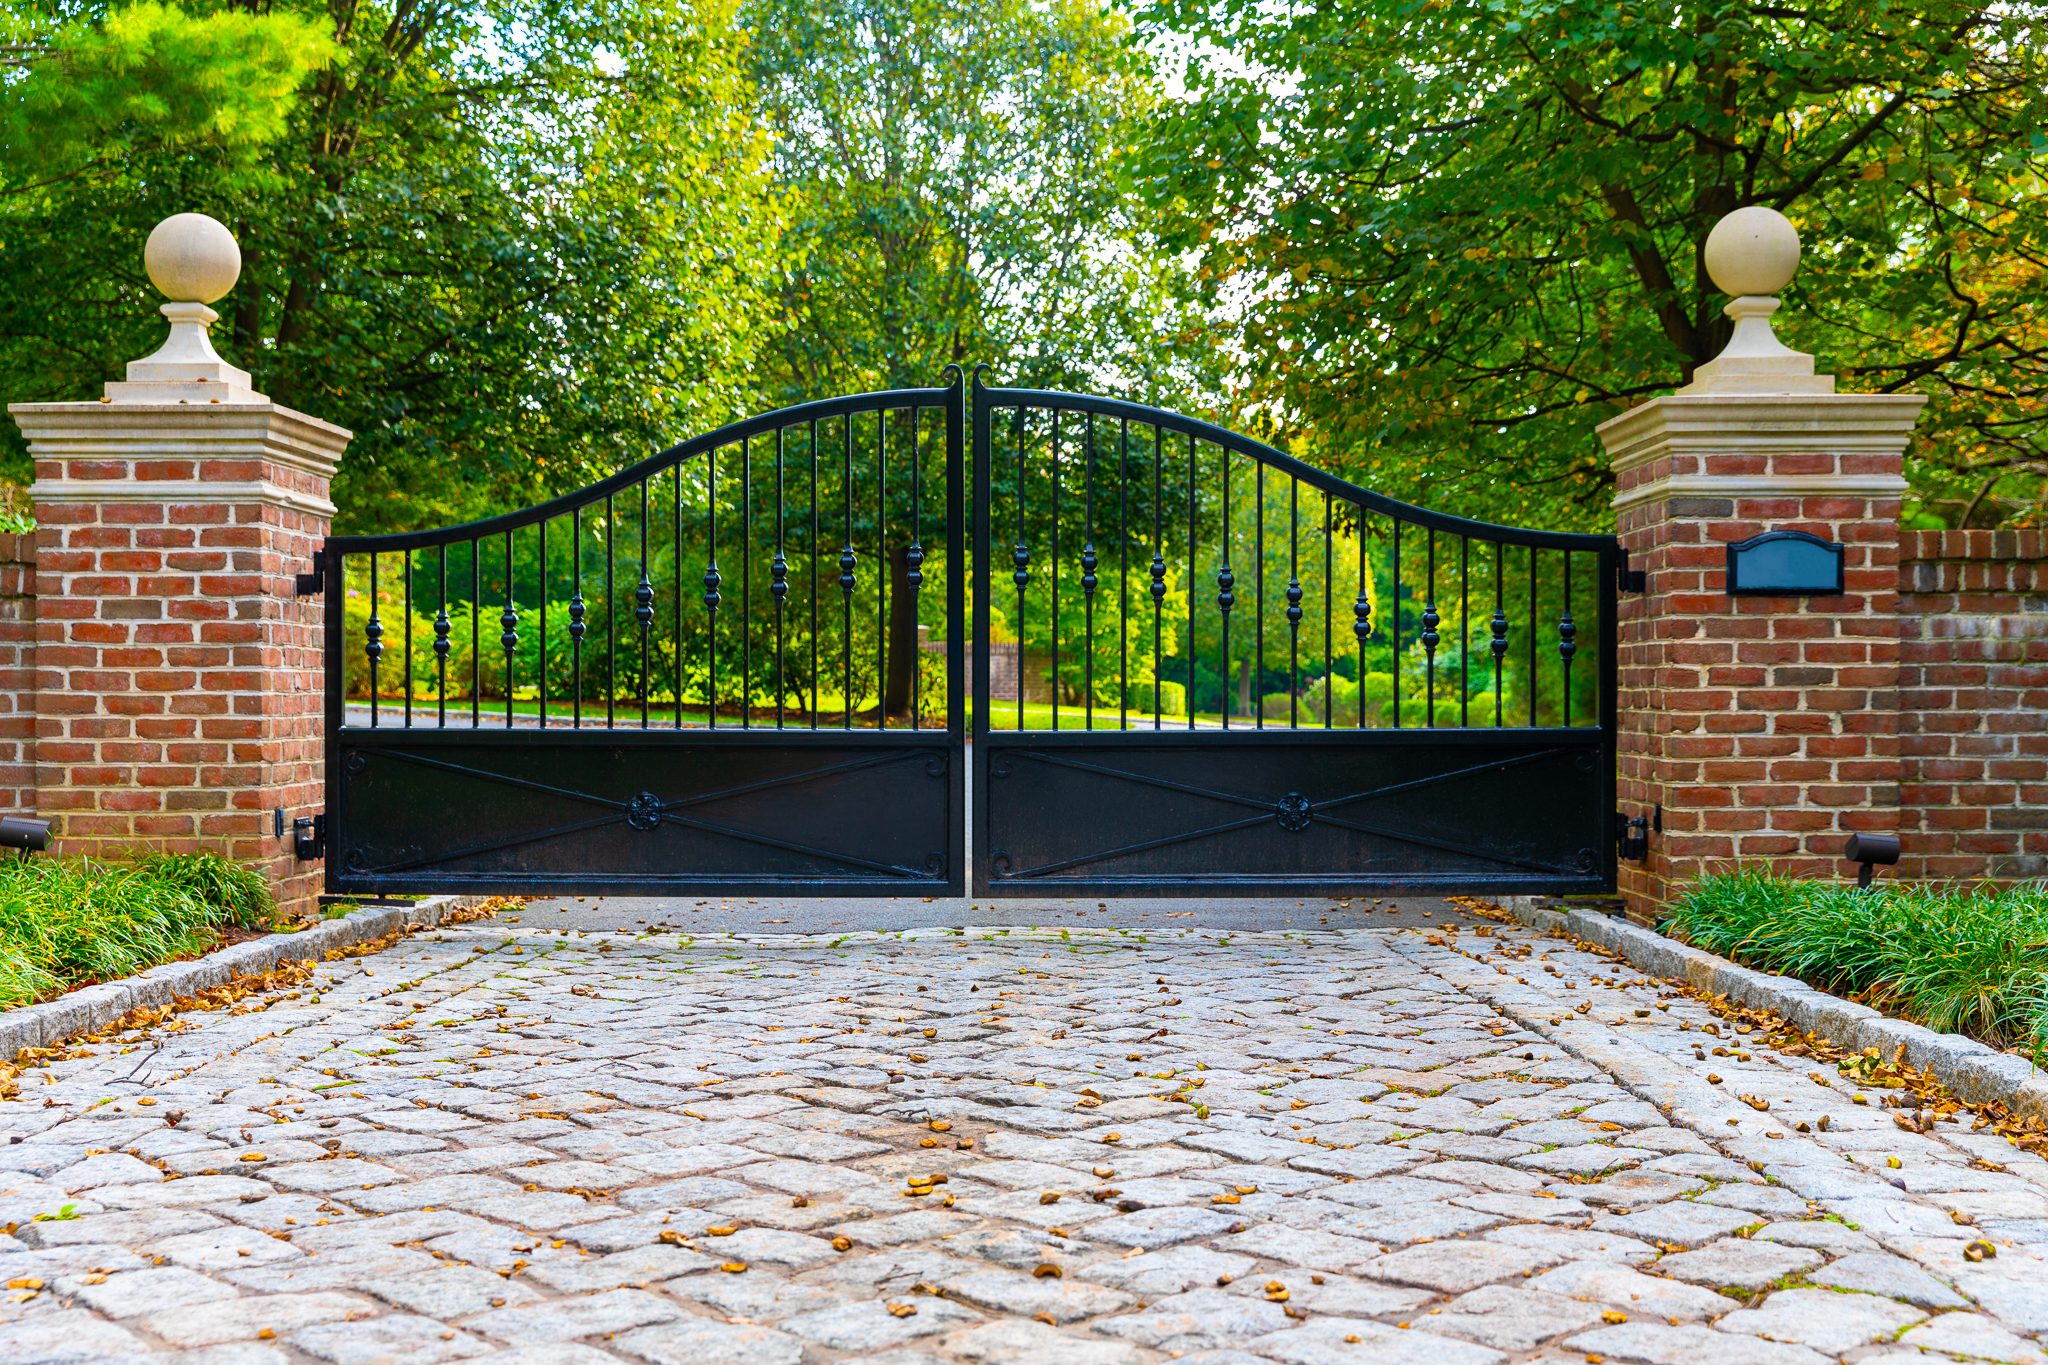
(1595, 208, 1924, 921)
(7, 214, 349, 918)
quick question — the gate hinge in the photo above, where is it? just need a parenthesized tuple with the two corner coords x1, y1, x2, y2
(1617, 555, 1646, 594)
(293, 814, 326, 862)
(1616, 809, 1651, 862)
(294, 550, 327, 597)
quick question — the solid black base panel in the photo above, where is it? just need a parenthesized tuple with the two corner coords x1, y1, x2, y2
(975, 730, 1609, 897)
(330, 731, 961, 898)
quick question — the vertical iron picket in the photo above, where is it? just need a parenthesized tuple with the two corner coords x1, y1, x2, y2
(539, 518, 549, 729)
(366, 553, 381, 729)
(604, 494, 616, 729)
(1082, 410, 1096, 732)
(402, 550, 412, 728)
(840, 415, 854, 730)
(436, 544, 449, 728)
(571, 507, 584, 728)
(1151, 424, 1164, 731)
(501, 531, 516, 729)
(1254, 461, 1265, 731)
(1050, 409, 1061, 733)
(876, 410, 887, 732)
(1391, 517, 1402, 728)
(1322, 492, 1332, 731)
(773, 427, 788, 730)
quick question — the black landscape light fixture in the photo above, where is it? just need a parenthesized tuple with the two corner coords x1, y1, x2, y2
(1843, 832, 1901, 890)
(0, 815, 52, 858)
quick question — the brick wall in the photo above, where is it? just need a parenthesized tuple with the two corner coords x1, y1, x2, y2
(1898, 529, 2048, 881)
(0, 532, 33, 815)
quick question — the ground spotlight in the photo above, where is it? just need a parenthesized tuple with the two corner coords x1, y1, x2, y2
(0, 815, 52, 858)
(1843, 832, 1901, 890)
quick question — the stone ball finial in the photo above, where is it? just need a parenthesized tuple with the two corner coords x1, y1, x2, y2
(1704, 206, 1800, 298)
(143, 213, 241, 305)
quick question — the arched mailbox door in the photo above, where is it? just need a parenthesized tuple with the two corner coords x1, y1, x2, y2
(1726, 529, 1845, 596)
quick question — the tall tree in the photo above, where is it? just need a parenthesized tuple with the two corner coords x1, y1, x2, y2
(0, 2, 329, 184)
(1136, 0, 2048, 530)
(746, 0, 1222, 711)
(748, 0, 1209, 396)
(0, 1, 779, 531)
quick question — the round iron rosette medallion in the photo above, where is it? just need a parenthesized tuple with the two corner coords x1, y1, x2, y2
(625, 791, 664, 832)
(1276, 791, 1313, 832)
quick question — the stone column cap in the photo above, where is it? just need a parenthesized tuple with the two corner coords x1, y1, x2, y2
(11, 399, 353, 519)
(111, 213, 265, 402)
(1598, 391, 1927, 459)
(1597, 391, 1925, 513)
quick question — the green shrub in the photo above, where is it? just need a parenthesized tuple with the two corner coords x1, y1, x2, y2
(0, 852, 276, 1010)
(1258, 690, 1299, 721)
(1126, 679, 1186, 717)
(1663, 871, 2048, 1060)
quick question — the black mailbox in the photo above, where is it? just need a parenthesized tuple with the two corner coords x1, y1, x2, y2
(1726, 529, 1844, 597)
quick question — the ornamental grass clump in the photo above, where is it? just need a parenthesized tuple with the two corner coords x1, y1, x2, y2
(1663, 870, 2048, 1061)
(0, 852, 274, 1009)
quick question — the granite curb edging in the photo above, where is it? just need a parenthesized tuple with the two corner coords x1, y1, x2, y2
(1503, 897, 2048, 1122)
(0, 897, 479, 1059)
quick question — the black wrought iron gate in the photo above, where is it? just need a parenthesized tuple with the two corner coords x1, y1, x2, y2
(323, 381, 967, 897)
(968, 374, 1619, 897)
(320, 368, 1619, 899)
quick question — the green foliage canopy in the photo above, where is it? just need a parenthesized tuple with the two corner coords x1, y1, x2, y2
(1136, 0, 2048, 529)
(747, 0, 1218, 400)
(0, 1, 781, 531)
(0, 2, 331, 186)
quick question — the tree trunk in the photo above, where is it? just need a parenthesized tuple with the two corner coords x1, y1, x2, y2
(884, 542, 919, 720)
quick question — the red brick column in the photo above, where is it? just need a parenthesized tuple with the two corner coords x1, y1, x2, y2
(7, 405, 346, 916)
(7, 213, 349, 919)
(1592, 208, 1933, 921)
(1599, 397, 1923, 918)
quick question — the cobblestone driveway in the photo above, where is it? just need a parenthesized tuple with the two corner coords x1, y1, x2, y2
(3, 904, 2046, 1364)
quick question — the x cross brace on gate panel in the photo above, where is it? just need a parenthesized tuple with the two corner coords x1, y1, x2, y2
(987, 746, 1585, 882)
